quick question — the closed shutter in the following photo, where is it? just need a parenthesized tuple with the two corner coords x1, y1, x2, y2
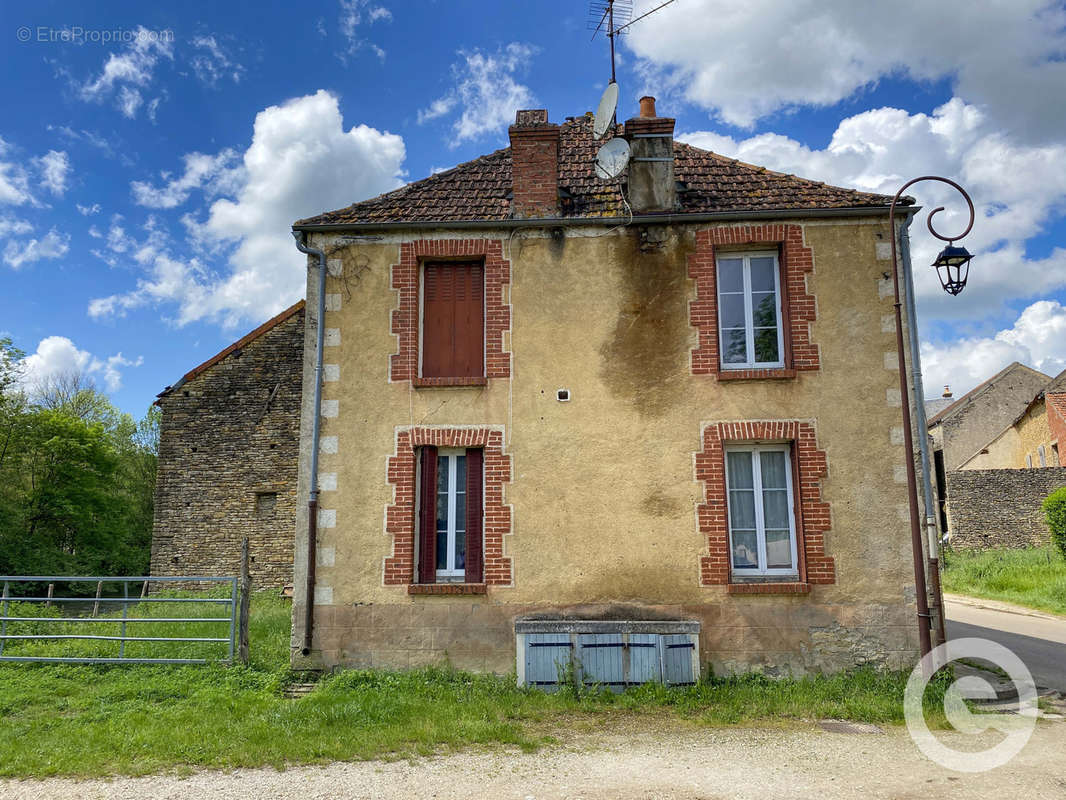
(464, 448, 483, 583)
(525, 633, 574, 691)
(627, 634, 662, 685)
(660, 634, 696, 686)
(422, 262, 484, 378)
(417, 446, 438, 583)
(578, 634, 625, 690)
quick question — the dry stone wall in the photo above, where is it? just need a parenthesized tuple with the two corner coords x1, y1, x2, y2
(946, 467, 1066, 549)
(150, 308, 303, 587)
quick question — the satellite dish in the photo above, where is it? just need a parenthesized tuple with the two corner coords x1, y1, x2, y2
(595, 136, 630, 180)
(593, 81, 619, 139)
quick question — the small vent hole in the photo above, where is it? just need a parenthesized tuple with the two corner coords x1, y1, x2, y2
(556, 389, 570, 402)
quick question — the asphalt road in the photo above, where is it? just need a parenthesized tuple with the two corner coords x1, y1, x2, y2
(945, 599, 1066, 693)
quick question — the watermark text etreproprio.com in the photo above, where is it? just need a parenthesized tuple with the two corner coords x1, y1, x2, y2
(15, 26, 174, 45)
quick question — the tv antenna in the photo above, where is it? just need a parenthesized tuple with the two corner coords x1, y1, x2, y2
(588, 0, 677, 85)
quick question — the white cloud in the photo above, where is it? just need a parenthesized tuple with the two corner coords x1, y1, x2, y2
(627, 0, 1066, 139)
(678, 98, 1066, 322)
(79, 26, 173, 119)
(131, 150, 241, 209)
(921, 300, 1066, 398)
(19, 336, 142, 393)
(0, 218, 33, 237)
(90, 90, 406, 328)
(337, 0, 392, 61)
(77, 203, 102, 216)
(419, 43, 537, 146)
(0, 136, 33, 206)
(3, 228, 70, 269)
(190, 36, 244, 86)
(35, 150, 71, 196)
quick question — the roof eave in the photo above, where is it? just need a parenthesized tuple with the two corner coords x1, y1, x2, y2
(293, 204, 918, 234)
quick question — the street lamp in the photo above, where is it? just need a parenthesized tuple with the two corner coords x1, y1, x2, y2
(888, 176, 975, 660)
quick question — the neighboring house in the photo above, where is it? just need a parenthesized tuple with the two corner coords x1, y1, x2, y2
(927, 362, 1050, 471)
(289, 101, 928, 682)
(959, 371, 1066, 470)
(936, 367, 1066, 550)
(150, 301, 304, 588)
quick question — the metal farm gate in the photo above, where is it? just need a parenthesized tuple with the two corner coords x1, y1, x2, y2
(0, 575, 239, 665)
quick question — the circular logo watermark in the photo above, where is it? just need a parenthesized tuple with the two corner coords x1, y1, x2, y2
(904, 637, 1037, 772)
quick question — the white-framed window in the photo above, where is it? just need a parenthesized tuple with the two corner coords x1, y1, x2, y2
(435, 448, 467, 581)
(725, 444, 798, 576)
(1038, 445, 1047, 467)
(716, 251, 785, 370)
(1026, 453, 1033, 468)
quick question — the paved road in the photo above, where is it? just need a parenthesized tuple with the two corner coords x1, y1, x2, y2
(945, 599, 1066, 693)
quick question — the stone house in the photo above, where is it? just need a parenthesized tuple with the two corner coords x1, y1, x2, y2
(288, 100, 931, 681)
(944, 368, 1066, 549)
(150, 301, 304, 588)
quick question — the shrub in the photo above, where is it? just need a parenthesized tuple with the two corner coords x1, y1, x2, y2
(1044, 486, 1066, 559)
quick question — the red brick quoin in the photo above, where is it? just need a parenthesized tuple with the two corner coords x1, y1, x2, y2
(695, 421, 835, 586)
(689, 224, 818, 378)
(390, 239, 511, 383)
(383, 427, 512, 586)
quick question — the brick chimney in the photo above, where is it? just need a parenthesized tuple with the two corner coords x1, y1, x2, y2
(508, 109, 560, 218)
(624, 96, 676, 214)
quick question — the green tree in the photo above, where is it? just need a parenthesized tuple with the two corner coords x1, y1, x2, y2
(1045, 487, 1066, 560)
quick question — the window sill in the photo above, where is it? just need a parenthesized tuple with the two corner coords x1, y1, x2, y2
(407, 583, 487, 595)
(727, 582, 810, 595)
(717, 368, 796, 381)
(413, 377, 488, 388)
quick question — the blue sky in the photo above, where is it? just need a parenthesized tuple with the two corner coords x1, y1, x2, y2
(3, 0, 1065, 417)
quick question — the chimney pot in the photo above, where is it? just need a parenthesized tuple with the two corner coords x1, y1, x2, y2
(639, 96, 657, 118)
(943, 385, 952, 398)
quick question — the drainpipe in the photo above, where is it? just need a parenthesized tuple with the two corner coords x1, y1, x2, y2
(899, 219, 947, 647)
(292, 230, 326, 657)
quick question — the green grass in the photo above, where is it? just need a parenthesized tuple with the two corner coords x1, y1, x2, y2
(0, 592, 956, 778)
(942, 545, 1066, 616)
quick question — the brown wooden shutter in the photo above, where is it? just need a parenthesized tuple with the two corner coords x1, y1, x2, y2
(421, 262, 484, 378)
(417, 446, 438, 583)
(464, 448, 484, 583)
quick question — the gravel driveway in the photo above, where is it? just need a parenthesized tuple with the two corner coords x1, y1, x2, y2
(5, 719, 1065, 800)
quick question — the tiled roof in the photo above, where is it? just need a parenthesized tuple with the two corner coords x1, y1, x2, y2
(926, 361, 1051, 427)
(156, 300, 305, 400)
(295, 114, 901, 227)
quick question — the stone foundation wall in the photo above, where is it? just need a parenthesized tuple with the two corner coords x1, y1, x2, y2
(946, 467, 1066, 549)
(150, 307, 303, 588)
(307, 598, 917, 677)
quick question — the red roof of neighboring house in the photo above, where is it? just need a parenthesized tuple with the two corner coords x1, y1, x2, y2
(156, 300, 305, 400)
(295, 114, 902, 228)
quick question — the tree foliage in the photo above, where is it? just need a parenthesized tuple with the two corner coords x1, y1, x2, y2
(1045, 486, 1066, 560)
(0, 346, 158, 588)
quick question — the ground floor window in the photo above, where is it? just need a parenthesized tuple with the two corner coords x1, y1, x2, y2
(417, 445, 483, 584)
(725, 444, 798, 576)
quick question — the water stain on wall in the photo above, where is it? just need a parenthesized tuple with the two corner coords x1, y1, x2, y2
(599, 229, 694, 417)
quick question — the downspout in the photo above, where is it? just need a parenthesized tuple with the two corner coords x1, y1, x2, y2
(900, 219, 947, 646)
(292, 230, 326, 657)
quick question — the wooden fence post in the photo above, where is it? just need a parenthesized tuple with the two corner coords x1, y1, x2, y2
(92, 581, 103, 617)
(45, 584, 54, 609)
(238, 538, 251, 665)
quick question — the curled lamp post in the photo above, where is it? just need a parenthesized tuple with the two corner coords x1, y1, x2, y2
(889, 176, 975, 661)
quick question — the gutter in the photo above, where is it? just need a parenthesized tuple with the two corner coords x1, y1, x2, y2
(899, 216, 947, 646)
(292, 204, 916, 235)
(292, 230, 327, 657)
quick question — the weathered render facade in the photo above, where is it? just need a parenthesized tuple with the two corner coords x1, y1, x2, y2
(290, 103, 928, 679)
(151, 301, 304, 588)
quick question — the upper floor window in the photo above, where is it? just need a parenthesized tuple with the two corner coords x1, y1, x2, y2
(421, 261, 484, 379)
(716, 252, 784, 370)
(725, 444, 798, 576)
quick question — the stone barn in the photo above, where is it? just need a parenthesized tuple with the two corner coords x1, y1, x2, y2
(150, 301, 304, 587)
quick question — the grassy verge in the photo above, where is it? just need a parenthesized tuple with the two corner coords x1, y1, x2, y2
(0, 592, 954, 778)
(942, 545, 1066, 616)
